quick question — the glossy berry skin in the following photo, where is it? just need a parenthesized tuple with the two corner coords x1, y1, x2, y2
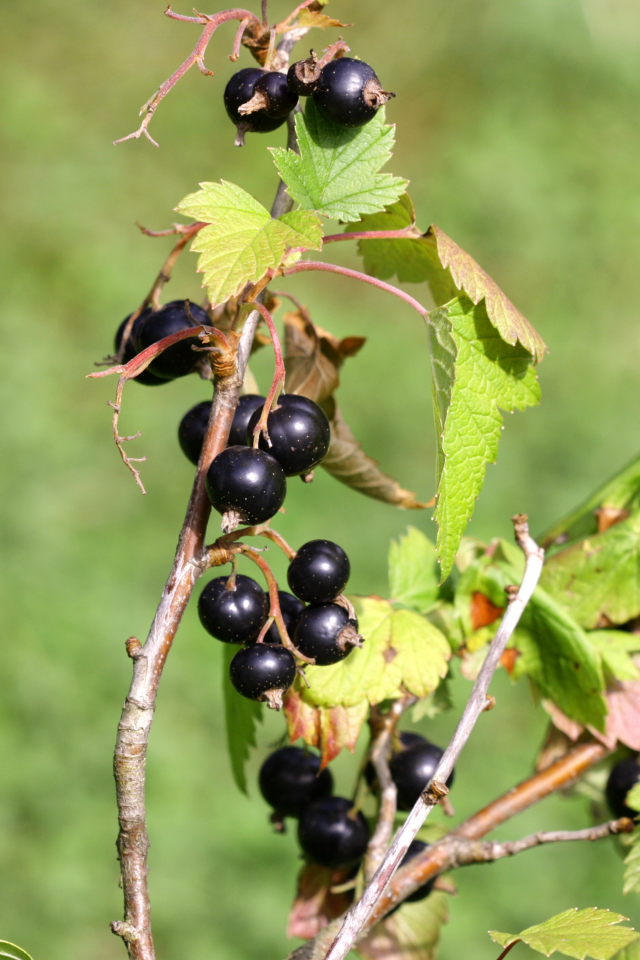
(294, 603, 358, 665)
(229, 642, 296, 705)
(365, 731, 426, 790)
(313, 58, 381, 128)
(198, 574, 267, 644)
(136, 300, 208, 380)
(288, 539, 350, 603)
(114, 310, 164, 386)
(206, 446, 287, 527)
(298, 796, 369, 870)
(389, 738, 455, 811)
(606, 758, 640, 820)
(228, 394, 266, 446)
(247, 395, 331, 477)
(178, 400, 211, 465)
(254, 71, 298, 118)
(264, 590, 305, 644)
(259, 746, 333, 818)
(224, 68, 288, 134)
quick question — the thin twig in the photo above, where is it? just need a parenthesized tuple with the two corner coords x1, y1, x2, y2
(247, 301, 286, 447)
(495, 941, 521, 960)
(321, 515, 545, 960)
(323, 228, 421, 245)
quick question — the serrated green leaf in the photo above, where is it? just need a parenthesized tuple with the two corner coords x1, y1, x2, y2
(389, 526, 441, 612)
(540, 452, 640, 550)
(513, 587, 606, 730)
(623, 827, 640, 895)
(490, 909, 639, 960)
(390, 608, 450, 698)
(428, 296, 540, 579)
(540, 514, 640, 629)
(222, 644, 263, 795)
(176, 180, 322, 306)
(271, 101, 407, 221)
(346, 194, 457, 304)
(0, 943, 34, 960)
(588, 631, 640, 682)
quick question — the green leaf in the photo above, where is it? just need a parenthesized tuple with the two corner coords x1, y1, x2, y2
(428, 296, 540, 579)
(623, 827, 640, 895)
(540, 452, 640, 550)
(513, 586, 607, 730)
(176, 180, 322, 306)
(300, 597, 450, 708)
(271, 101, 407, 221)
(390, 608, 450, 698)
(490, 909, 639, 960)
(222, 644, 263, 795)
(611, 942, 640, 960)
(627, 783, 640, 813)
(346, 194, 457, 303)
(389, 526, 441, 612)
(588, 631, 640, 682)
(540, 514, 640, 629)
(0, 943, 34, 960)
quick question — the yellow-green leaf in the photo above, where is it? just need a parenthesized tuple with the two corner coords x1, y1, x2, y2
(390, 609, 450, 698)
(490, 909, 639, 960)
(0, 944, 34, 960)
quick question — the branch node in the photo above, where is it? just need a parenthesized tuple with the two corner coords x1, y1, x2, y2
(110, 921, 139, 943)
(125, 636, 144, 659)
(483, 694, 496, 712)
(422, 779, 449, 803)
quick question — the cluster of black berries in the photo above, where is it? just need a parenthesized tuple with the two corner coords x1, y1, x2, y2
(606, 754, 640, 820)
(114, 300, 208, 384)
(257, 734, 453, 899)
(224, 55, 393, 144)
(198, 537, 361, 708)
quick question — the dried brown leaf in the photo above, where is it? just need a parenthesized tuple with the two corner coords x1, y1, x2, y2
(427, 225, 547, 363)
(283, 688, 369, 767)
(287, 863, 355, 941)
(284, 687, 321, 747)
(321, 404, 431, 511)
(284, 310, 365, 403)
(297, 9, 350, 28)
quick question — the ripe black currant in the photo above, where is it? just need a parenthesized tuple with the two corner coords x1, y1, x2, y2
(264, 591, 305, 644)
(389, 737, 455, 811)
(198, 574, 267, 644)
(178, 399, 211, 465)
(287, 52, 322, 97)
(246, 395, 331, 477)
(288, 540, 350, 603)
(313, 58, 394, 128)
(228, 394, 267, 446)
(364, 731, 426, 790)
(114, 310, 164, 386)
(259, 746, 333, 818)
(136, 300, 208, 380)
(298, 796, 370, 870)
(206, 446, 287, 532)
(229, 642, 297, 709)
(294, 603, 362, 665)
(224, 68, 296, 146)
(606, 757, 640, 820)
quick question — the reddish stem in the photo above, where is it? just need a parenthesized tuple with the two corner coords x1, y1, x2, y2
(323, 228, 421, 244)
(230, 17, 252, 60)
(282, 261, 429, 320)
(249, 301, 287, 447)
(495, 941, 521, 960)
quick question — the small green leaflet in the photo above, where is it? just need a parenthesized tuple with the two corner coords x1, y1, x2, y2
(428, 296, 540, 580)
(540, 514, 640, 629)
(271, 101, 407, 222)
(0, 944, 34, 960)
(300, 596, 450, 708)
(490, 910, 639, 960)
(623, 827, 640, 895)
(588, 631, 640, 682)
(222, 644, 262, 795)
(388, 526, 441, 612)
(176, 180, 322, 307)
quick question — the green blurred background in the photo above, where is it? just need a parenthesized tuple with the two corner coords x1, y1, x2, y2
(1, 0, 640, 957)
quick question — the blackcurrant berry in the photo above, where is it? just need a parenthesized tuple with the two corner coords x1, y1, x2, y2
(253, 71, 298, 118)
(313, 58, 394, 128)
(198, 574, 267, 644)
(386, 840, 435, 914)
(294, 603, 362, 665)
(259, 746, 333, 818)
(606, 757, 640, 820)
(264, 591, 305, 644)
(114, 310, 164, 386)
(287, 53, 322, 97)
(364, 731, 427, 790)
(229, 642, 297, 709)
(224, 68, 294, 145)
(228, 394, 267, 446)
(178, 399, 211, 465)
(298, 796, 369, 869)
(206, 446, 287, 532)
(389, 738, 455, 811)
(247, 395, 331, 477)
(288, 540, 350, 603)
(136, 300, 208, 380)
